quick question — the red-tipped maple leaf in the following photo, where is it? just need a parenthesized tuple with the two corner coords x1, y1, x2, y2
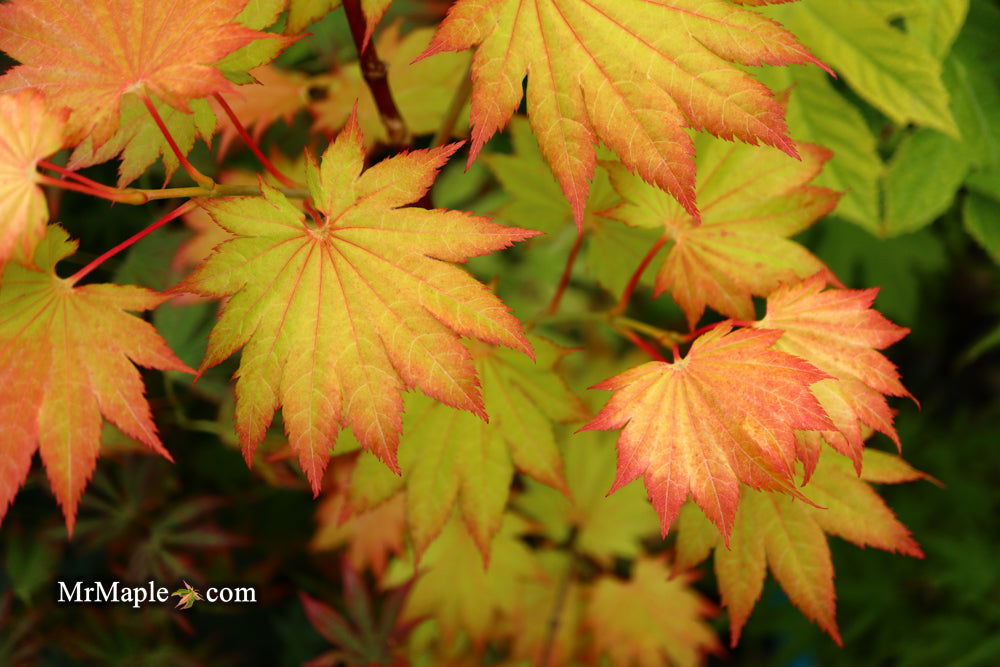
(422, 0, 829, 226)
(0, 226, 192, 534)
(583, 325, 834, 541)
(0, 90, 66, 265)
(0, 0, 283, 148)
(756, 275, 911, 477)
(604, 135, 841, 328)
(676, 449, 927, 646)
(177, 112, 536, 494)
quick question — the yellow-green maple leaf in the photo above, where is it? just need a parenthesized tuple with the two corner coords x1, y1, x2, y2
(515, 430, 659, 566)
(604, 134, 840, 328)
(422, 0, 829, 225)
(177, 113, 536, 494)
(347, 336, 587, 560)
(385, 514, 541, 646)
(675, 449, 926, 646)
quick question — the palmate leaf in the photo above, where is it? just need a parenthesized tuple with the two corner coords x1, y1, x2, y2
(177, 113, 537, 494)
(347, 336, 587, 560)
(0, 90, 66, 265)
(0, 0, 289, 151)
(604, 134, 839, 328)
(586, 558, 721, 667)
(676, 449, 927, 645)
(0, 227, 192, 534)
(583, 325, 834, 541)
(422, 0, 829, 226)
(755, 276, 911, 478)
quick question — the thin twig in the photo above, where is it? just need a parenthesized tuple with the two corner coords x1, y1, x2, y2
(38, 175, 146, 204)
(619, 328, 668, 363)
(343, 0, 409, 148)
(69, 201, 197, 284)
(38, 160, 122, 194)
(213, 93, 301, 189)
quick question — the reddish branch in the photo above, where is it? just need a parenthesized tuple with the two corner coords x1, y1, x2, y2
(620, 329, 668, 363)
(343, 0, 409, 148)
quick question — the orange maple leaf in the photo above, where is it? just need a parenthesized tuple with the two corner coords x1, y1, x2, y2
(583, 325, 834, 541)
(177, 112, 537, 493)
(676, 449, 927, 646)
(0, 0, 281, 148)
(0, 227, 192, 534)
(422, 0, 829, 226)
(0, 90, 66, 264)
(756, 275, 911, 477)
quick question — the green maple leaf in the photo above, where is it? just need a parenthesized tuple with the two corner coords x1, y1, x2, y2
(348, 335, 588, 560)
(171, 581, 203, 610)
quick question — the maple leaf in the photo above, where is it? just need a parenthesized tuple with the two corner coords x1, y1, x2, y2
(171, 581, 203, 610)
(421, 0, 829, 226)
(346, 336, 587, 560)
(0, 0, 286, 149)
(516, 430, 659, 566)
(604, 135, 840, 328)
(583, 325, 834, 541)
(177, 112, 537, 494)
(312, 25, 471, 146)
(384, 514, 541, 646)
(586, 557, 721, 667)
(755, 275, 911, 477)
(0, 226, 192, 534)
(0, 90, 66, 264)
(675, 449, 927, 646)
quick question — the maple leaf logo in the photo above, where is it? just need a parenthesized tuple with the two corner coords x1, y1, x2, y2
(171, 581, 203, 610)
(177, 111, 537, 493)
